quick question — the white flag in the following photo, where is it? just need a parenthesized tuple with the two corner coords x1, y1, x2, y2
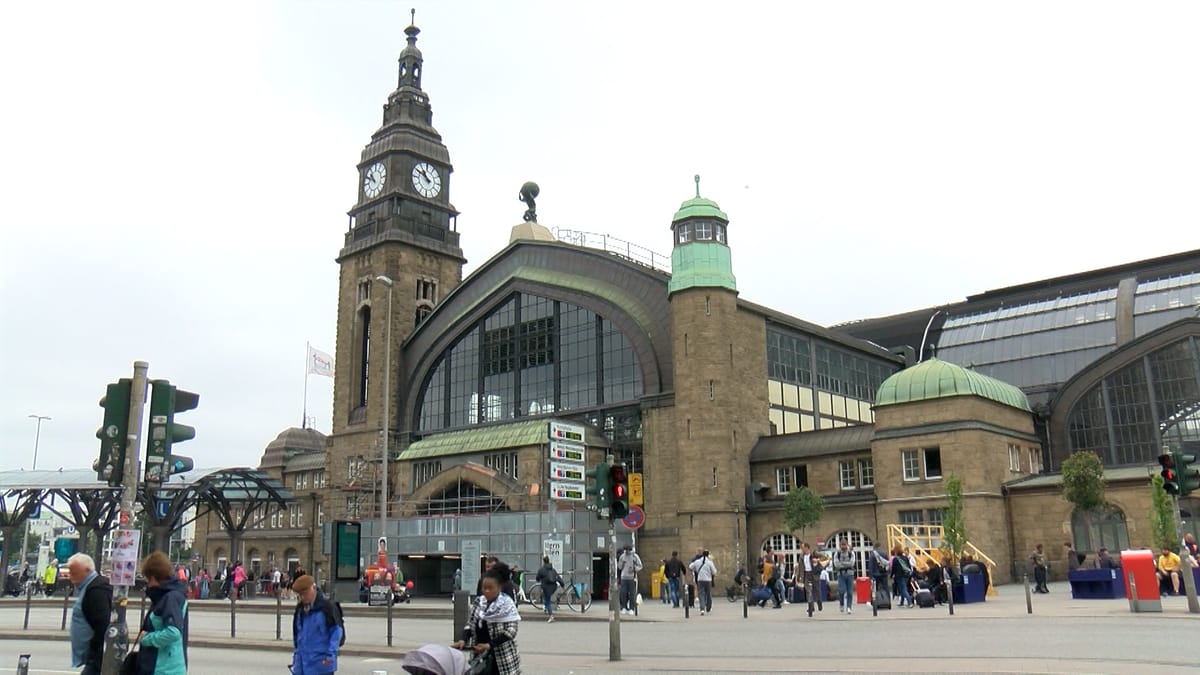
(308, 345, 335, 378)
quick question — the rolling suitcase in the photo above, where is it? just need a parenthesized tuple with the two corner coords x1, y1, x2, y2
(915, 588, 935, 608)
(872, 582, 891, 610)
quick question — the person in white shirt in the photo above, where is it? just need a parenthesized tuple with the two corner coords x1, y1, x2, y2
(688, 549, 718, 615)
(616, 545, 643, 615)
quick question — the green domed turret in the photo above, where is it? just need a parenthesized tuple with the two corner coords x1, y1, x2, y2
(875, 358, 1031, 412)
(668, 175, 736, 295)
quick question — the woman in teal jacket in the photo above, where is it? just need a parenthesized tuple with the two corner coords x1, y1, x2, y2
(137, 551, 189, 674)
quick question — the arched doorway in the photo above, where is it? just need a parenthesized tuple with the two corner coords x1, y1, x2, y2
(1071, 506, 1129, 553)
(760, 533, 802, 580)
(823, 529, 874, 577)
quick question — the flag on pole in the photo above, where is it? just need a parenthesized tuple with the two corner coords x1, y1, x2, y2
(307, 345, 335, 378)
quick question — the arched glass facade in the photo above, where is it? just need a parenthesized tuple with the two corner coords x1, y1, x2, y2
(1065, 335, 1200, 466)
(417, 292, 644, 433)
(1070, 506, 1129, 554)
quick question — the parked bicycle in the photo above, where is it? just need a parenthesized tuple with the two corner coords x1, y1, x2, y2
(526, 570, 592, 612)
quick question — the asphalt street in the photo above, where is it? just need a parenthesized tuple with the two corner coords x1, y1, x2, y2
(2, 580, 1197, 673)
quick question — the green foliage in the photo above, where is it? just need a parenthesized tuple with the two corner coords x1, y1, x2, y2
(941, 473, 968, 558)
(1060, 451, 1106, 511)
(782, 486, 824, 539)
(1149, 474, 1176, 551)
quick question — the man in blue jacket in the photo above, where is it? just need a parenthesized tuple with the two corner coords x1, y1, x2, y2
(291, 575, 343, 674)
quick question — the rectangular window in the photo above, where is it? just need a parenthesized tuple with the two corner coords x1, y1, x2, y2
(902, 449, 920, 481)
(858, 458, 874, 488)
(776, 467, 792, 494)
(794, 465, 808, 488)
(296, 506, 304, 528)
(839, 461, 856, 490)
(677, 223, 692, 243)
(694, 221, 712, 240)
(289, 507, 297, 528)
(898, 509, 924, 537)
(1028, 447, 1043, 474)
(1009, 444, 1021, 472)
(924, 448, 942, 479)
(317, 503, 325, 527)
(484, 452, 519, 480)
(270, 509, 280, 529)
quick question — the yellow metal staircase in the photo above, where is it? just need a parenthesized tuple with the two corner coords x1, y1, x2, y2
(886, 524, 998, 597)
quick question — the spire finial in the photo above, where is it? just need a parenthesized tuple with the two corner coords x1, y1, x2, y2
(410, 8, 416, 25)
(694, 174, 701, 198)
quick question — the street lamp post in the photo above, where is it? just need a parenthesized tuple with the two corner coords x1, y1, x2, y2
(20, 414, 51, 570)
(375, 275, 394, 554)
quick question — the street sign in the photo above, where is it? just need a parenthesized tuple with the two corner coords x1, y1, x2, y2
(550, 461, 586, 482)
(629, 472, 644, 506)
(549, 421, 586, 443)
(549, 440, 586, 463)
(621, 504, 645, 530)
(156, 499, 170, 519)
(549, 481, 586, 501)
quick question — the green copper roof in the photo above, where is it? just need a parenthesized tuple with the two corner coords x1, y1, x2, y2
(672, 196, 728, 222)
(668, 242, 737, 294)
(875, 358, 1031, 412)
(400, 419, 603, 461)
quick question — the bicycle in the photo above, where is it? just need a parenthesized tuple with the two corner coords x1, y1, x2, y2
(526, 570, 592, 613)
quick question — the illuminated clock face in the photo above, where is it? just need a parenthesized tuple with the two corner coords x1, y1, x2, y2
(363, 162, 387, 198)
(411, 161, 442, 198)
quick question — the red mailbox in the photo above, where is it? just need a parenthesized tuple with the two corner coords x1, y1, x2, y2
(855, 577, 872, 604)
(1120, 549, 1161, 612)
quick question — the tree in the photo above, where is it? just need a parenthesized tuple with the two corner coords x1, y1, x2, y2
(1149, 474, 1176, 551)
(782, 486, 824, 541)
(941, 473, 968, 561)
(1061, 451, 1105, 511)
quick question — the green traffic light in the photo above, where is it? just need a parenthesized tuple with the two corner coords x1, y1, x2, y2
(1177, 451, 1200, 497)
(585, 462, 611, 519)
(609, 463, 630, 519)
(96, 379, 132, 487)
(146, 380, 200, 483)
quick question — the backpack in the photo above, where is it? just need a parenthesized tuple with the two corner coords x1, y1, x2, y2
(895, 555, 912, 576)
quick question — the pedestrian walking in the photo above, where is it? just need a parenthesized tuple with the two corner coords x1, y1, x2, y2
(291, 575, 343, 674)
(535, 556, 562, 623)
(689, 549, 717, 615)
(832, 539, 856, 613)
(664, 551, 686, 608)
(454, 568, 522, 675)
(1029, 544, 1049, 593)
(67, 553, 111, 675)
(136, 551, 190, 674)
(617, 545, 643, 614)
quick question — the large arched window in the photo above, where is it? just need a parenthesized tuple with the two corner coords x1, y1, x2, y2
(418, 292, 644, 433)
(1071, 505, 1129, 554)
(419, 482, 507, 516)
(760, 533, 802, 580)
(823, 529, 875, 577)
(1065, 335, 1200, 466)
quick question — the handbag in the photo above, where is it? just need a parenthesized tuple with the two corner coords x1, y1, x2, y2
(465, 649, 493, 675)
(120, 650, 139, 675)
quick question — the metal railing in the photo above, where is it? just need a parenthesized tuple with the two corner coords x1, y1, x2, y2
(551, 228, 672, 274)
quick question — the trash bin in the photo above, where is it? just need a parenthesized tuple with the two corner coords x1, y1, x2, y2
(1121, 549, 1161, 612)
(650, 572, 664, 599)
(855, 577, 872, 604)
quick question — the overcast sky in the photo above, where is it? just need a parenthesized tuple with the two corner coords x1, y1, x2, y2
(2, 1, 1197, 473)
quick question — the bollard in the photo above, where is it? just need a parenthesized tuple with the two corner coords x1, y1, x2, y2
(62, 587, 71, 630)
(452, 590, 470, 643)
(742, 582, 748, 619)
(276, 588, 283, 640)
(945, 577, 954, 616)
(683, 584, 690, 619)
(1023, 574, 1033, 614)
(230, 590, 238, 638)
(23, 582, 33, 630)
(16, 653, 31, 675)
(387, 587, 394, 647)
(871, 578, 878, 617)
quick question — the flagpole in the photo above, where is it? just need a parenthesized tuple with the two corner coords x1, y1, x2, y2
(303, 342, 310, 429)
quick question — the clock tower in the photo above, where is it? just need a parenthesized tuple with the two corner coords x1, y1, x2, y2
(326, 16, 465, 527)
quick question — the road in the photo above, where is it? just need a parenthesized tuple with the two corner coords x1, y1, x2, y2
(1, 580, 1197, 673)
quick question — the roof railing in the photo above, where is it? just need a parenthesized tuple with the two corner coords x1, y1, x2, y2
(551, 228, 672, 274)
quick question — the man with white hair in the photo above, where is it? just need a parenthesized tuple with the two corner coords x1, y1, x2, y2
(67, 553, 112, 675)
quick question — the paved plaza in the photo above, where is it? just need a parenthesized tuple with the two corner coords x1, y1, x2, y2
(2, 580, 1197, 673)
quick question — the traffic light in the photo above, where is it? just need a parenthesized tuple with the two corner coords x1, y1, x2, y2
(1159, 451, 1179, 494)
(1177, 450, 1199, 497)
(586, 462, 611, 518)
(609, 463, 630, 519)
(145, 380, 199, 484)
(95, 379, 132, 486)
